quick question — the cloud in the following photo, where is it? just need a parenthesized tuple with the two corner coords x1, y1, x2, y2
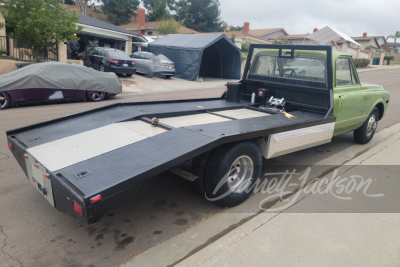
(219, 0, 399, 38)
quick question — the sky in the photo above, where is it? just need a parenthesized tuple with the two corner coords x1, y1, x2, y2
(219, 0, 400, 41)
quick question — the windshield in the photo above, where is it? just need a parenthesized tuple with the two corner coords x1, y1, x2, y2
(107, 50, 131, 59)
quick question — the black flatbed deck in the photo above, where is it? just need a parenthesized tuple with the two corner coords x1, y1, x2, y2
(7, 45, 336, 223)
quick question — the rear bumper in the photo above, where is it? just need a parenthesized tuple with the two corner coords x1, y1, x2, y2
(155, 71, 175, 76)
(108, 65, 137, 75)
(6, 136, 113, 224)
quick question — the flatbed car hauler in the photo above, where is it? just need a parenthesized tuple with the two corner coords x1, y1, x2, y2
(6, 45, 390, 224)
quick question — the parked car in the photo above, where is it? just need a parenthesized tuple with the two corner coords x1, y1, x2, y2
(80, 47, 136, 77)
(130, 52, 175, 78)
(0, 62, 122, 110)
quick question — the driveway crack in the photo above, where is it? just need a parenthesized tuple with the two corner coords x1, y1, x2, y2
(0, 224, 23, 267)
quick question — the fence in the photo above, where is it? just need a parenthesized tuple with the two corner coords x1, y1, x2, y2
(0, 36, 58, 62)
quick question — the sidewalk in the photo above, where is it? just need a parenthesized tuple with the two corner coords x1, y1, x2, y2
(120, 123, 400, 267)
(174, 127, 400, 267)
(357, 64, 400, 73)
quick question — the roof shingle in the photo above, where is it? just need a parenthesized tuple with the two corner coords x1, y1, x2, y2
(78, 14, 137, 36)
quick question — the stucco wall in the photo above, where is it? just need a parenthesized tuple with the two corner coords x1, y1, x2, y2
(0, 59, 25, 75)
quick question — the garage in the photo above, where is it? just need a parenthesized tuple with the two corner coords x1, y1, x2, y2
(148, 34, 241, 81)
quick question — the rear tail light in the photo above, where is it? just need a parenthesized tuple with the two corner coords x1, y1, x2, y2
(226, 87, 228, 93)
(172, 63, 175, 66)
(23, 154, 28, 159)
(44, 173, 50, 179)
(74, 202, 83, 215)
(90, 195, 102, 204)
(8, 143, 13, 150)
(108, 59, 119, 63)
(34, 162, 39, 168)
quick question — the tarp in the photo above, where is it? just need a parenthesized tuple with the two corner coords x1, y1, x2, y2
(0, 62, 122, 94)
(148, 34, 241, 81)
(307, 26, 361, 46)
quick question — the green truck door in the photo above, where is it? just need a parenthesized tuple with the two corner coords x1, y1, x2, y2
(333, 57, 365, 135)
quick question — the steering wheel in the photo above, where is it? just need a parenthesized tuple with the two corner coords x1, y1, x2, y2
(282, 68, 296, 78)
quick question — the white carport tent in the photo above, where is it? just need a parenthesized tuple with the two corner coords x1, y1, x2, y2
(307, 26, 361, 46)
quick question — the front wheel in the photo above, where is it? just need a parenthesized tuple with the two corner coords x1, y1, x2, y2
(205, 141, 262, 207)
(86, 91, 106, 102)
(0, 92, 11, 110)
(354, 107, 379, 144)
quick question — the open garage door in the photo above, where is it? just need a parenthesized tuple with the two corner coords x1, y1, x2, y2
(148, 34, 241, 81)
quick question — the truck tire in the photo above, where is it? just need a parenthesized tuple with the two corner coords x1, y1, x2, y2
(191, 150, 214, 195)
(354, 107, 379, 144)
(205, 141, 261, 207)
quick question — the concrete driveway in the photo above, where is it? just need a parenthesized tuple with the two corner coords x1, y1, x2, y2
(0, 69, 399, 267)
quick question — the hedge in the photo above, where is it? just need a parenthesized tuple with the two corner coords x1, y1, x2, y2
(354, 59, 370, 68)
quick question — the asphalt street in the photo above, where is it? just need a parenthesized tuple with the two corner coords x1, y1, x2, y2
(0, 69, 399, 267)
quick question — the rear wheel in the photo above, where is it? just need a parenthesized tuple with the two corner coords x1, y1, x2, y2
(164, 75, 172, 79)
(126, 74, 133, 77)
(86, 91, 106, 102)
(205, 141, 261, 207)
(99, 64, 105, 72)
(0, 92, 10, 110)
(354, 107, 379, 144)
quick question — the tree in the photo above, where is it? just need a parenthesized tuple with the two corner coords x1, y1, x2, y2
(75, 0, 89, 15)
(227, 26, 243, 32)
(1, 0, 82, 60)
(384, 55, 394, 65)
(157, 17, 180, 34)
(272, 40, 279, 44)
(142, 0, 175, 10)
(102, 0, 140, 25)
(147, 0, 172, 22)
(281, 38, 290, 44)
(387, 31, 400, 46)
(175, 0, 226, 32)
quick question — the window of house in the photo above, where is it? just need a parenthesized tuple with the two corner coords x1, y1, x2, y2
(336, 57, 358, 86)
(148, 32, 153, 36)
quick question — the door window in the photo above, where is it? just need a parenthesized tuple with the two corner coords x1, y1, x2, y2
(336, 58, 358, 86)
(97, 49, 106, 57)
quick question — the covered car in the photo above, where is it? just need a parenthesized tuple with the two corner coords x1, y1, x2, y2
(0, 62, 122, 110)
(130, 52, 175, 78)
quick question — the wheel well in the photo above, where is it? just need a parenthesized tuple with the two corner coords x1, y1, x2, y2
(376, 103, 384, 120)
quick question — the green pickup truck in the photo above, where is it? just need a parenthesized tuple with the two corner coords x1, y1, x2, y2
(6, 45, 390, 223)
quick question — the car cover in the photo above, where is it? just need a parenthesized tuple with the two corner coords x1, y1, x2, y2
(0, 62, 122, 94)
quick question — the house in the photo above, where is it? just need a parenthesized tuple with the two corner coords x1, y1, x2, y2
(336, 33, 386, 51)
(276, 29, 320, 45)
(198, 30, 271, 48)
(245, 23, 289, 40)
(76, 14, 145, 54)
(119, 9, 199, 36)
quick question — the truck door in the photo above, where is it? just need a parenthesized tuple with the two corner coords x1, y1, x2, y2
(333, 56, 364, 135)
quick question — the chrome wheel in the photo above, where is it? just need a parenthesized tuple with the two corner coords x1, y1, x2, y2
(366, 114, 378, 136)
(99, 65, 105, 72)
(0, 92, 9, 109)
(227, 155, 254, 192)
(89, 91, 105, 101)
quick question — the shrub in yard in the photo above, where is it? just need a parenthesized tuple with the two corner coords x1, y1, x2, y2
(354, 59, 370, 68)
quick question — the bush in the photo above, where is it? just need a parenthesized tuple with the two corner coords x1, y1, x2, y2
(354, 59, 370, 68)
(241, 42, 250, 53)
